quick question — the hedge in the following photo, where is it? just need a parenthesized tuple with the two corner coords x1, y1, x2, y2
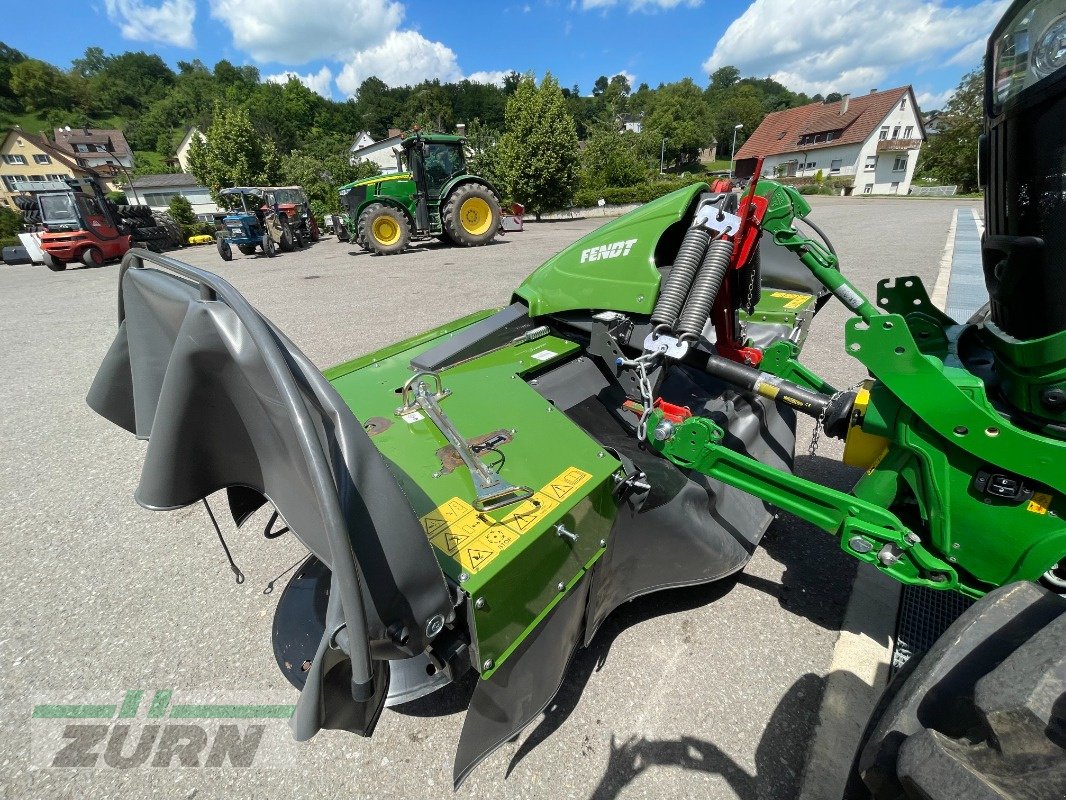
(572, 178, 702, 208)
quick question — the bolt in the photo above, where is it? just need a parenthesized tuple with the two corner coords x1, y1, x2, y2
(483, 659, 494, 671)
(530, 379, 539, 386)
(598, 451, 605, 458)
(949, 556, 957, 563)
(599, 539, 607, 548)
(510, 428, 517, 435)
(556, 523, 578, 542)
(424, 614, 445, 638)
(653, 421, 675, 441)
(459, 572, 469, 583)
(952, 542, 960, 550)
(849, 536, 873, 554)
(877, 545, 901, 566)
(475, 597, 486, 610)
(1042, 387, 1066, 412)
(904, 532, 920, 545)
(557, 582, 566, 592)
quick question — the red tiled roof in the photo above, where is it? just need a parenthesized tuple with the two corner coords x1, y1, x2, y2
(2, 128, 97, 176)
(52, 127, 132, 159)
(735, 86, 915, 160)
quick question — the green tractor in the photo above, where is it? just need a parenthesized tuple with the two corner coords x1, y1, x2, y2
(86, 1, 1066, 794)
(339, 131, 502, 255)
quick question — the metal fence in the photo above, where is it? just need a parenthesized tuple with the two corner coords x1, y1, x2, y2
(910, 185, 958, 196)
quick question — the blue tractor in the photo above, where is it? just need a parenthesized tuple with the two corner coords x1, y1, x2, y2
(215, 187, 287, 261)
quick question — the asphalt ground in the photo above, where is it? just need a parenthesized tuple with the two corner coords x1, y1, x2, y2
(0, 196, 979, 799)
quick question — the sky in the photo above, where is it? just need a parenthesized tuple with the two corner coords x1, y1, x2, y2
(7, 0, 1008, 110)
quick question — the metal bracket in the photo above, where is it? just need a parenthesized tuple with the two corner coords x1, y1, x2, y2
(399, 372, 533, 512)
(693, 204, 742, 237)
(643, 330, 690, 360)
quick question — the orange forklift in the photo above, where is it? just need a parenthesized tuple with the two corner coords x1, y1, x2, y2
(36, 177, 132, 271)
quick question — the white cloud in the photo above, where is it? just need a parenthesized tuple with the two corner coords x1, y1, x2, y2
(210, 0, 403, 64)
(266, 66, 334, 97)
(104, 0, 195, 47)
(703, 0, 1007, 96)
(336, 30, 463, 95)
(916, 88, 953, 109)
(582, 0, 701, 9)
(467, 70, 511, 87)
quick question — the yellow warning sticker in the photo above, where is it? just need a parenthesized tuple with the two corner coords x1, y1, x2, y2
(417, 467, 595, 574)
(770, 290, 811, 309)
(1027, 492, 1054, 515)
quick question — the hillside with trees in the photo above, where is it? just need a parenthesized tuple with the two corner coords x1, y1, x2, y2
(0, 40, 828, 216)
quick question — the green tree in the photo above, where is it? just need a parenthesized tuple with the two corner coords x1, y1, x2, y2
(189, 102, 280, 199)
(915, 69, 982, 193)
(168, 194, 197, 227)
(10, 59, 74, 112)
(0, 43, 27, 111)
(499, 73, 579, 219)
(464, 118, 505, 192)
(644, 78, 715, 167)
(92, 51, 175, 115)
(579, 130, 648, 189)
(72, 46, 109, 79)
(0, 206, 22, 238)
(279, 132, 379, 214)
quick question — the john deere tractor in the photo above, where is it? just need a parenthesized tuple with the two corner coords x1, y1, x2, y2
(87, 1, 1066, 795)
(339, 131, 502, 255)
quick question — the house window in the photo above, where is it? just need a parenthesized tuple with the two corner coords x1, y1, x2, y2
(33, 154, 52, 164)
(826, 131, 836, 141)
(805, 161, 816, 169)
(46, 173, 66, 181)
(891, 181, 900, 194)
(863, 184, 873, 194)
(830, 159, 842, 174)
(74, 144, 90, 153)
(865, 156, 876, 171)
(892, 126, 901, 138)
(900, 98, 907, 110)
(904, 126, 914, 138)
(879, 126, 889, 140)
(3, 154, 26, 164)
(2, 174, 24, 191)
(142, 191, 179, 206)
(893, 155, 908, 171)
(786, 160, 798, 177)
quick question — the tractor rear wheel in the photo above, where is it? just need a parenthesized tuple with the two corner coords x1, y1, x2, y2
(81, 246, 104, 267)
(359, 204, 411, 256)
(42, 252, 66, 272)
(442, 184, 500, 247)
(262, 233, 275, 257)
(278, 218, 295, 252)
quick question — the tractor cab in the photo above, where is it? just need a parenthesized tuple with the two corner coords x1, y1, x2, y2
(216, 187, 280, 261)
(36, 177, 131, 272)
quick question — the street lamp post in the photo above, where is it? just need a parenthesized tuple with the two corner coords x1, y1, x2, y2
(729, 123, 744, 179)
(660, 137, 668, 175)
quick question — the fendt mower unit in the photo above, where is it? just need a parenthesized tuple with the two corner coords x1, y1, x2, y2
(339, 130, 502, 255)
(87, 1, 1065, 795)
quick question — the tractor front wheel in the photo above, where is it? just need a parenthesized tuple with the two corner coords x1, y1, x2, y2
(42, 252, 67, 272)
(237, 244, 256, 256)
(262, 233, 275, 257)
(217, 235, 233, 262)
(359, 204, 411, 256)
(442, 184, 500, 247)
(278, 218, 295, 252)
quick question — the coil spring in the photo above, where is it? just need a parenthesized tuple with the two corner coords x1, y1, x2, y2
(649, 224, 711, 330)
(677, 238, 734, 340)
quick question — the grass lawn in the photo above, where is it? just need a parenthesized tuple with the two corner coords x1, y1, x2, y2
(0, 111, 127, 136)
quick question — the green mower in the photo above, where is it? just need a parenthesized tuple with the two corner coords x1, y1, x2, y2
(339, 130, 502, 255)
(88, 1, 1066, 795)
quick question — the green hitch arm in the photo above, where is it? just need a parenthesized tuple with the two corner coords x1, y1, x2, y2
(646, 410, 980, 597)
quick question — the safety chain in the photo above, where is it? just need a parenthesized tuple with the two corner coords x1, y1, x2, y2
(809, 381, 863, 458)
(618, 353, 658, 442)
(746, 263, 756, 313)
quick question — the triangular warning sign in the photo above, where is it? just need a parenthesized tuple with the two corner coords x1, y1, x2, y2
(466, 547, 494, 566)
(444, 532, 468, 553)
(548, 483, 571, 499)
(422, 514, 447, 536)
(508, 511, 538, 531)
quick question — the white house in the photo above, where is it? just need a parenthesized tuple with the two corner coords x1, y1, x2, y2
(174, 127, 206, 173)
(349, 129, 404, 174)
(127, 172, 217, 216)
(734, 86, 925, 195)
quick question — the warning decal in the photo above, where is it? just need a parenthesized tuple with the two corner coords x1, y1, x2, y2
(417, 467, 594, 574)
(1027, 492, 1054, 515)
(770, 291, 812, 310)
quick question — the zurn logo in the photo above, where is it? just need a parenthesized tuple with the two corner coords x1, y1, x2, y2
(579, 238, 638, 263)
(30, 689, 298, 769)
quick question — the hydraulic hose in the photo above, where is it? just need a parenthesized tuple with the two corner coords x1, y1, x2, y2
(650, 223, 711, 330)
(677, 237, 734, 340)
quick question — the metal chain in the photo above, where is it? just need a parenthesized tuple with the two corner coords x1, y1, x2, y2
(618, 353, 658, 442)
(809, 381, 864, 458)
(746, 263, 756, 313)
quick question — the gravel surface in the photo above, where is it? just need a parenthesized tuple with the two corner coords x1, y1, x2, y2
(0, 197, 978, 799)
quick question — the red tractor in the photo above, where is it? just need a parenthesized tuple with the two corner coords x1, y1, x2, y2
(36, 178, 132, 271)
(261, 185, 320, 249)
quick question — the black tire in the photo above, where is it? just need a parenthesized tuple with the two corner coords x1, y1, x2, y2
(441, 183, 501, 247)
(81, 246, 104, 267)
(278, 218, 294, 252)
(262, 233, 275, 257)
(308, 221, 320, 242)
(217, 235, 232, 262)
(853, 582, 1066, 800)
(237, 244, 256, 256)
(358, 203, 411, 255)
(42, 252, 66, 272)
(335, 221, 350, 243)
